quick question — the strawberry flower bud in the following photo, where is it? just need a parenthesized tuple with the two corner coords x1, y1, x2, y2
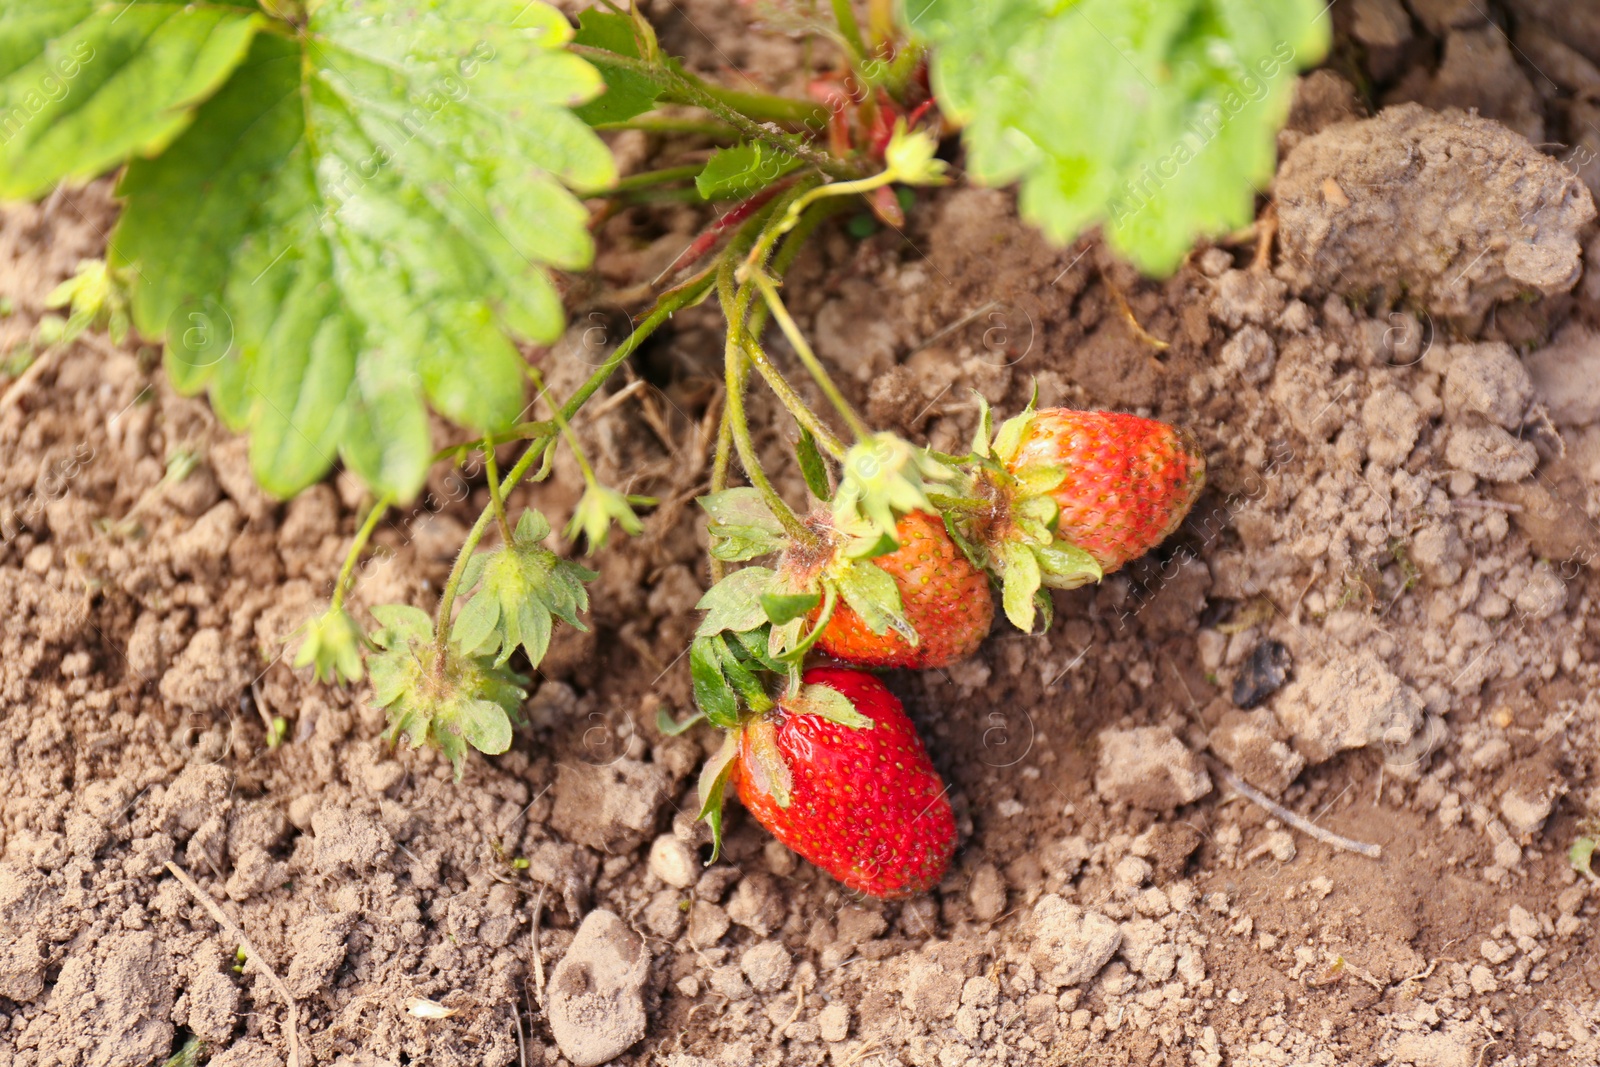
(290, 605, 368, 685)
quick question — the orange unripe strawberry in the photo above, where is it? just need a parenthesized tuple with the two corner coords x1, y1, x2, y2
(733, 667, 954, 898)
(780, 509, 993, 669)
(1007, 409, 1205, 573)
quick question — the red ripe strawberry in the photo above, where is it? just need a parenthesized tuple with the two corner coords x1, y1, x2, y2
(1007, 409, 1204, 573)
(732, 667, 954, 898)
(781, 509, 992, 669)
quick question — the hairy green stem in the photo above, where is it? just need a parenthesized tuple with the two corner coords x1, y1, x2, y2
(529, 366, 600, 492)
(717, 262, 814, 545)
(737, 334, 847, 459)
(592, 115, 739, 138)
(568, 46, 852, 180)
(483, 442, 514, 545)
(330, 494, 393, 612)
(751, 272, 870, 440)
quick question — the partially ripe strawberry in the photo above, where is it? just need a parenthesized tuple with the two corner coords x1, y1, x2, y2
(1006, 409, 1205, 573)
(732, 667, 954, 898)
(780, 509, 992, 669)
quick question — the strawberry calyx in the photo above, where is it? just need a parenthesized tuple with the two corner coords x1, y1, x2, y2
(696, 489, 917, 663)
(367, 605, 528, 781)
(933, 395, 1104, 633)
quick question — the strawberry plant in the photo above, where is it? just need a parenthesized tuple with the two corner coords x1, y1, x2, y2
(6, 1, 1325, 887)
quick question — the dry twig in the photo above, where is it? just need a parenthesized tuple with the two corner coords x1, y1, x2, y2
(1210, 763, 1383, 859)
(164, 861, 301, 1067)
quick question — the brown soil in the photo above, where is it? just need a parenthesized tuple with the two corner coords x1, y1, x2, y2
(3, 3, 1600, 1067)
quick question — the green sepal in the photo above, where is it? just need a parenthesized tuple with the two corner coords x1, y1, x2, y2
(830, 432, 947, 545)
(971, 393, 995, 458)
(991, 399, 1038, 467)
(657, 707, 706, 736)
(796, 427, 834, 502)
(999, 541, 1043, 632)
(834, 559, 916, 643)
(689, 636, 741, 729)
(695, 566, 776, 637)
(701, 488, 786, 562)
(741, 718, 793, 809)
(712, 636, 772, 711)
(1036, 539, 1104, 590)
(761, 590, 821, 627)
(696, 731, 741, 864)
(788, 682, 874, 730)
(843, 529, 900, 561)
(1012, 463, 1067, 496)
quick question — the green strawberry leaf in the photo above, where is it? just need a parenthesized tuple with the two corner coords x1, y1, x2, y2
(689, 636, 740, 728)
(695, 141, 803, 199)
(696, 730, 741, 863)
(789, 682, 873, 730)
(795, 426, 833, 502)
(914, 0, 1330, 274)
(760, 590, 820, 627)
(695, 566, 775, 637)
(999, 540, 1043, 632)
(570, 9, 660, 125)
(0, 1, 262, 199)
(102, 2, 614, 501)
(833, 559, 915, 643)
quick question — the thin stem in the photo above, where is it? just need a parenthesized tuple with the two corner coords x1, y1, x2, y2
(430, 273, 713, 666)
(751, 272, 870, 440)
(605, 163, 706, 194)
(717, 262, 814, 545)
(529, 366, 599, 490)
(330, 493, 393, 612)
(830, 0, 868, 65)
(593, 115, 739, 138)
(749, 170, 895, 265)
(483, 441, 514, 545)
(738, 334, 847, 459)
(674, 67, 832, 127)
(567, 46, 850, 179)
(709, 394, 733, 584)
